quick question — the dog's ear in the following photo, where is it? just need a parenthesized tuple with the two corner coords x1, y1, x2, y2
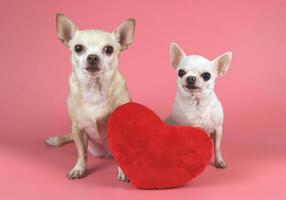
(170, 43, 186, 69)
(212, 52, 232, 76)
(113, 18, 136, 51)
(56, 13, 78, 47)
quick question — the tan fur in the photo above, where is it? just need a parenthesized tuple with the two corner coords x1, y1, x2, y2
(46, 13, 135, 181)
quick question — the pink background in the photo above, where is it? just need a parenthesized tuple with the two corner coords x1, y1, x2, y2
(0, 0, 285, 199)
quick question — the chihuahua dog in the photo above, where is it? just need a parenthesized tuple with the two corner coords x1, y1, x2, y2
(166, 43, 232, 168)
(45, 13, 135, 181)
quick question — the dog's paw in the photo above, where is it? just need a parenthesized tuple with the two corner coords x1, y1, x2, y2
(215, 160, 227, 169)
(67, 167, 87, 179)
(117, 169, 129, 183)
(45, 136, 63, 147)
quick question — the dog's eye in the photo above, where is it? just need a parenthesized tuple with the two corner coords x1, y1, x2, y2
(103, 45, 114, 55)
(74, 44, 84, 53)
(178, 69, 186, 78)
(201, 72, 211, 81)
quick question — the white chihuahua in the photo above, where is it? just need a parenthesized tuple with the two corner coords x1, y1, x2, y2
(166, 43, 232, 168)
(45, 13, 135, 181)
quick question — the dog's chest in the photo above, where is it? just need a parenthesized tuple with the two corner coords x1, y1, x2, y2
(187, 108, 212, 130)
(70, 90, 111, 141)
(176, 101, 218, 134)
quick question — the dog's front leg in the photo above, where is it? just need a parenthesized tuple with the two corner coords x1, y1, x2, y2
(67, 123, 88, 179)
(213, 126, 227, 169)
(117, 167, 129, 183)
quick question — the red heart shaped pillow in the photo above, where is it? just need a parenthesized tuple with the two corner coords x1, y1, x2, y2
(108, 102, 212, 189)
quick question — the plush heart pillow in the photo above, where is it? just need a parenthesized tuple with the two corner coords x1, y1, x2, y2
(107, 102, 212, 189)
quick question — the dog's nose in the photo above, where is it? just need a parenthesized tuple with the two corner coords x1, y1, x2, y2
(186, 76, 196, 85)
(87, 54, 100, 65)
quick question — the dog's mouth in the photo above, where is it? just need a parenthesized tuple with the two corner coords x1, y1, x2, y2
(86, 65, 100, 73)
(183, 85, 201, 91)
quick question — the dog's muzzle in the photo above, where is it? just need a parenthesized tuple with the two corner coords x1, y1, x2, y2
(185, 76, 198, 89)
(86, 54, 100, 72)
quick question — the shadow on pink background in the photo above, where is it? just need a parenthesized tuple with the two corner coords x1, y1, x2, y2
(0, 0, 285, 199)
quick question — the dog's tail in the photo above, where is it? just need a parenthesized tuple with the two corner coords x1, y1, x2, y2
(45, 133, 73, 147)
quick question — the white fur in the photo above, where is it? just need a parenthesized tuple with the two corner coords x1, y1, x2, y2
(166, 42, 232, 168)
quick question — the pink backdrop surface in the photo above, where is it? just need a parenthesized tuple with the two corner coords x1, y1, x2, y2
(0, 0, 285, 199)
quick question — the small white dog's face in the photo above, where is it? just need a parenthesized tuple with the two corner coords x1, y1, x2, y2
(56, 14, 135, 76)
(170, 43, 232, 97)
